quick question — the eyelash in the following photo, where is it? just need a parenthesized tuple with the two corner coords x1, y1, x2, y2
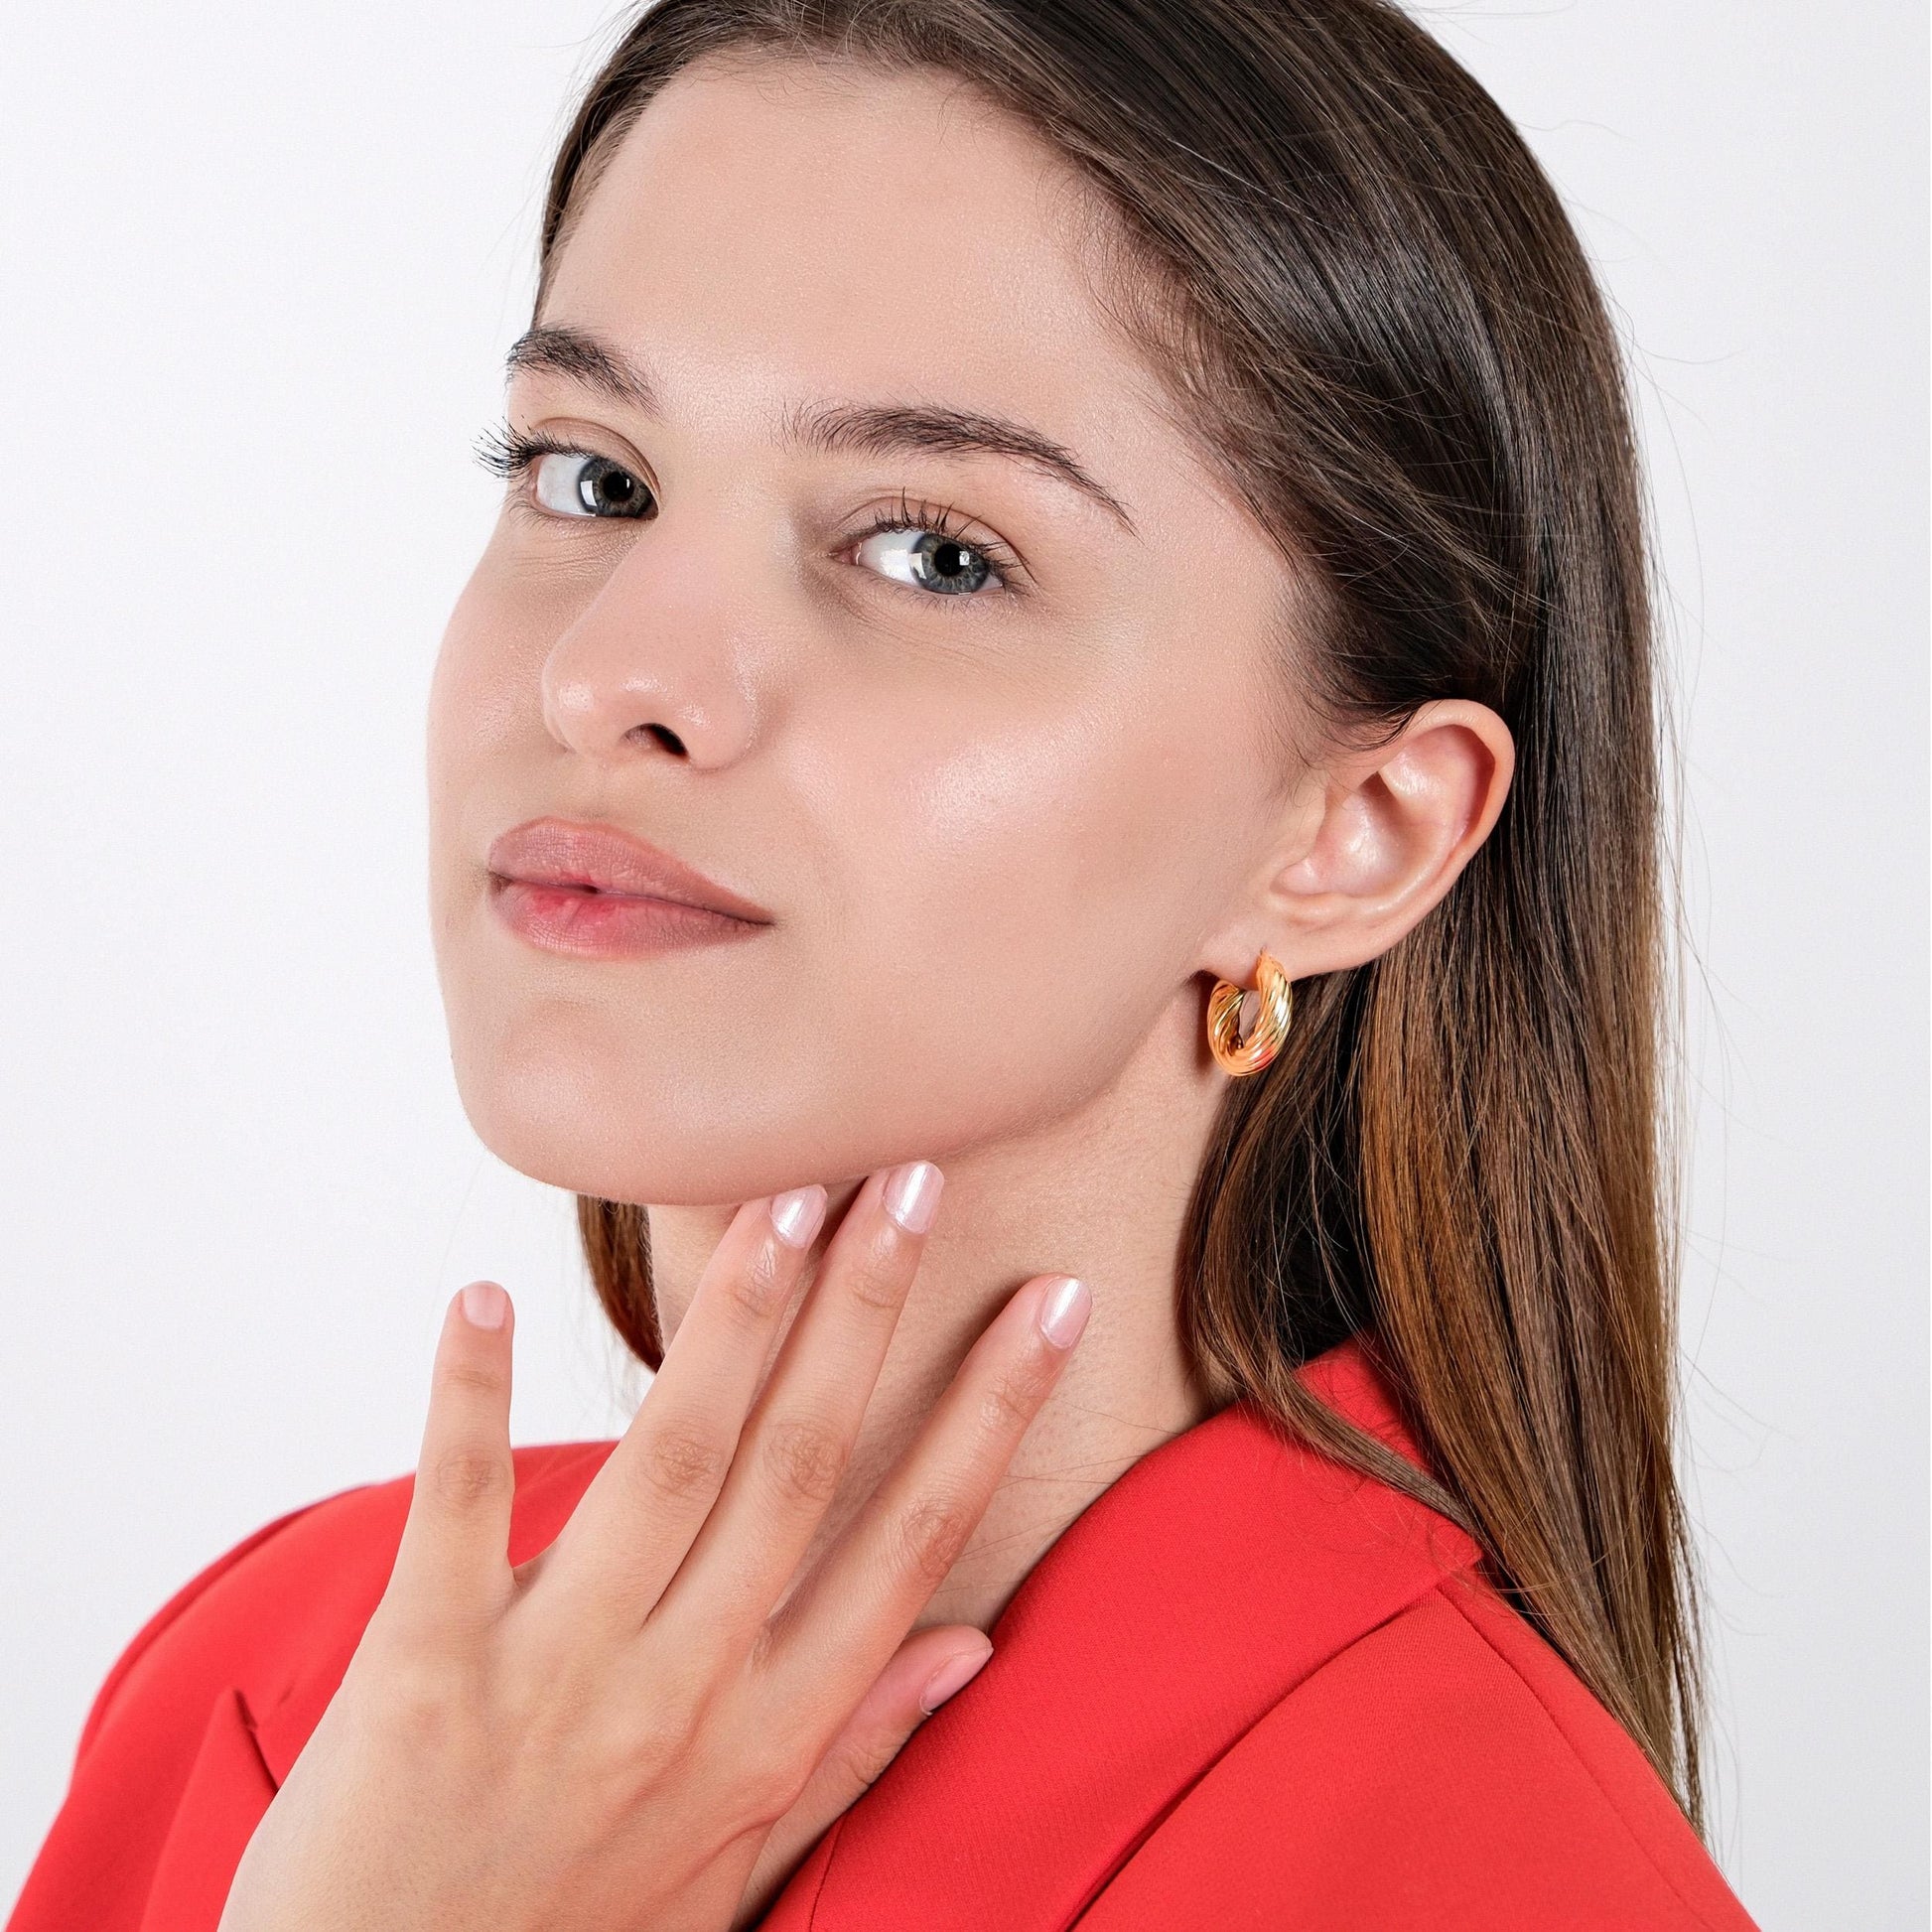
(475, 423, 594, 483)
(474, 425, 1026, 597)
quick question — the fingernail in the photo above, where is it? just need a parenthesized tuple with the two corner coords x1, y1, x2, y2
(882, 1161, 944, 1235)
(918, 1641, 993, 1715)
(460, 1281, 508, 1330)
(1035, 1276, 1090, 1349)
(770, 1184, 828, 1249)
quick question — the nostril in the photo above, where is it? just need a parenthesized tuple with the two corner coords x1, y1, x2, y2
(633, 722, 687, 756)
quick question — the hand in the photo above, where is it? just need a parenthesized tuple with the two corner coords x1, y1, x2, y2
(217, 1162, 1091, 1932)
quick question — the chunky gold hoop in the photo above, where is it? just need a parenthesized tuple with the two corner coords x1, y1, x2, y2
(1206, 951, 1294, 1076)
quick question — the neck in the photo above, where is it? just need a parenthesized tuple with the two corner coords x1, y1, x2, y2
(641, 983, 1235, 1634)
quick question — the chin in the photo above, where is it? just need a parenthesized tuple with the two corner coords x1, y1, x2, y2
(436, 939, 1095, 1208)
(442, 990, 827, 1208)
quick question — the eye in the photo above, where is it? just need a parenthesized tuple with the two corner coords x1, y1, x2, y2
(530, 451, 655, 520)
(852, 524, 1004, 597)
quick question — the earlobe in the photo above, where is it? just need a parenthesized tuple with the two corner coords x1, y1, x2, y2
(1205, 700, 1514, 984)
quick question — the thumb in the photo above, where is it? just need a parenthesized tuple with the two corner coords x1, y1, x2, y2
(733, 1627, 994, 1926)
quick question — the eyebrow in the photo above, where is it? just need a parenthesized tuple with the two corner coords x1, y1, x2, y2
(504, 323, 1134, 532)
(506, 325, 655, 412)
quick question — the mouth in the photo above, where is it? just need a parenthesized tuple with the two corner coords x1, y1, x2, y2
(484, 816, 772, 960)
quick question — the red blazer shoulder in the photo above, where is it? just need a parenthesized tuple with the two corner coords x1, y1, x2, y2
(1076, 1577, 1752, 1932)
(755, 1347, 1756, 1931)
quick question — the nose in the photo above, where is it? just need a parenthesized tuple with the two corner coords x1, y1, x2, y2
(538, 525, 761, 769)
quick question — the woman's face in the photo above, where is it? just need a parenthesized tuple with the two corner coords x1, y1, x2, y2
(428, 56, 1307, 1207)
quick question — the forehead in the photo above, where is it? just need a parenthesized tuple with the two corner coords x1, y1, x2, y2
(538, 54, 1185, 472)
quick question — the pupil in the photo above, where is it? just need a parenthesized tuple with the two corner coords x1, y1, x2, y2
(916, 531, 987, 592)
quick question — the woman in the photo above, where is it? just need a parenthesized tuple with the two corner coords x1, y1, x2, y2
(9, 1, 1760, 1927)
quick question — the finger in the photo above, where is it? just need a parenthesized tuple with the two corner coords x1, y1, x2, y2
(539, 1183, 829, 1625)
(384, 1282, 518, 1628)
(759, 1273, 1088, 1714)
(651, 1160, 943, 1650)
(733, 1627, 992, 1927)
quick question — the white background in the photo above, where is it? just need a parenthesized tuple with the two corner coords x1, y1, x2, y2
(1, 4, 1924, 1925)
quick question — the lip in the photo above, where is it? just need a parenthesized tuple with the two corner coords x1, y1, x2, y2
(484, 816, 772, 960)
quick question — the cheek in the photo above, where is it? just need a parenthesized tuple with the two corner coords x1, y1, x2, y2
(426, 561, 558, 923)
(428, 560, 549, 785)
(805, 661, 1262, 1097)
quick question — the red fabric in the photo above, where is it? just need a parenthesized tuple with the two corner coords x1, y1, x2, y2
(8, 1343, 1756, 1931)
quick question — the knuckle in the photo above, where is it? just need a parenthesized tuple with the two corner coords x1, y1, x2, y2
(630, 1424, 729, 1506)
(614, 1657, 723, 1790)
(611, 1706, 685, 1786)
(732, 1713, 818, 1824)
(642, 1655, 713, 1750)
(760, 1415, 848, 1507)
(845, 1262, 907, 1315)
(746, 1617, 781, 1676)
(429, 1443, 509, 1510)
(891, 1492, 976, 1587)
(728, 1237, 790, 1322)
(739, 1747, 806, 1828)
(835, 1726, 903, 1793)
(844, 1223, 913, 1313)
(379, 1653, 470, 1753)
(440, 1357, 504, 1401)
(568, 1645, 715, 1792)
(979, 1355, 1053, 1436)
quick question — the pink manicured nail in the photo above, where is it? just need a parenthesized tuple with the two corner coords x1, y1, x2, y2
(1036, 1276, 1090, 1349)
(770, 1184, 828, 1249)
(882, 1161, 944, 1234)
(918, 1641, 993, 1715)
(460, 1281, 508, 1330)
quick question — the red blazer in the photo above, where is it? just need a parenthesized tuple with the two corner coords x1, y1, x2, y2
(10, 1342, 1756, 1931)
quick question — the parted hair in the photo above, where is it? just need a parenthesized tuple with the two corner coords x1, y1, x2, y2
(545, 0, 1702, 1825)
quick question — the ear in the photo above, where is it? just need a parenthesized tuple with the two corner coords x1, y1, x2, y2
(1199, 700, 1515, 985)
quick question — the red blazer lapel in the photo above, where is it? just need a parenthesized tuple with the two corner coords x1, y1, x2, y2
(760, 1342, 1474, 1932)
(134, 1689, 277, 1932)
(124, 1443, 620, 1930)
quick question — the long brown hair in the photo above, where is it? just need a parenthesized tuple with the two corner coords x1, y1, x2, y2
(548, 0, 1702, 1823)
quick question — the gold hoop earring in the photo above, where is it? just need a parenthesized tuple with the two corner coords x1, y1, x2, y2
(1207, 951, 1294, 1076)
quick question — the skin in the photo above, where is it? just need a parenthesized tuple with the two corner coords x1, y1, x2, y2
(220, 52, 1513, 1932)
